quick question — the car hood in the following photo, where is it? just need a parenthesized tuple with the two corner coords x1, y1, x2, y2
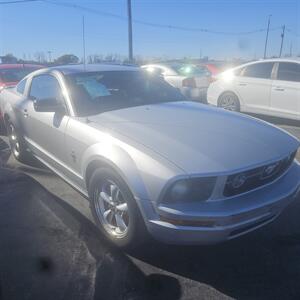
(88, 101, 299, 175)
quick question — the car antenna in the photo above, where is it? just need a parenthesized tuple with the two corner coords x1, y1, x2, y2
(82, 16, 86, 71)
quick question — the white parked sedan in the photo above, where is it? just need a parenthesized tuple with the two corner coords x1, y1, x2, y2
(207, 58, 300, 120)
(142, 62, 211, 103)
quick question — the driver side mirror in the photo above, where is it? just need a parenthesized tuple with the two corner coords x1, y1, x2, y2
(33, 97, 66, 114)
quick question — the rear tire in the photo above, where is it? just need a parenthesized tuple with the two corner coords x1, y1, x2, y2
(88, 167, 147, 249)
(218, 92, 240, 112)
(7, 122, 32, 164)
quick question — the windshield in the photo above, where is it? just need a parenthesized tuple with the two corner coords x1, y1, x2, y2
(66, 70, 186, 116)
(0, 68, 38, 83)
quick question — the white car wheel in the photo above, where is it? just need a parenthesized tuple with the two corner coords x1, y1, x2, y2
(218, 92, 240, 112)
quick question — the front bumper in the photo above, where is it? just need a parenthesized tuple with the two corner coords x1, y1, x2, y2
(143, 161, 300, 245)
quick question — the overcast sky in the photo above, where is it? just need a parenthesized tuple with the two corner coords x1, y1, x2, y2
(0, 0, 299, 60)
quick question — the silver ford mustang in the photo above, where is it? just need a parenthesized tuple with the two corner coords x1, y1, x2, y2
(1, 64, 300, 248)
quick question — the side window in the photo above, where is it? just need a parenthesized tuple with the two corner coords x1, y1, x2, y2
(16, 78, 27, 94)
(242, 63, 274, 79)
(30, 75, 63, 102)
(277, 62, 300, 82)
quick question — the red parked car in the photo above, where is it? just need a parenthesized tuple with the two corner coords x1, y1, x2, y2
(203, 63, 220, 76)
(0, 64, 43, 134)
(0, 64, 42, 90)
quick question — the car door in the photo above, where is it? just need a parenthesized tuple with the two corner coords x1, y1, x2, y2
(23, 73, 71, 174)
(235, 62, 274, 114)
(270, 62, 300, 120)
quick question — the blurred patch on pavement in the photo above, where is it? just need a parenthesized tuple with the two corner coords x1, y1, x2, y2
(0, 166, 232, 300)
(0, 139, 10, 166)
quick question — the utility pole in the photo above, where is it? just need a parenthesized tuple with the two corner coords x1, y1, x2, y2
(289, 42, 293, 57)
(279, 25, 285, 57)
(127, 0, 133, 62)
(47, 51, 52, 63)
(82, 15, 86, 68)
(263, 15, 271, 59)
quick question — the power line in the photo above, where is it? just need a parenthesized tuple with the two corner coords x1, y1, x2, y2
(286, 28, 300, 37)
(1, 0, 285, 36)
(0, 0, 39, 4)
(41, 0, 281, 36)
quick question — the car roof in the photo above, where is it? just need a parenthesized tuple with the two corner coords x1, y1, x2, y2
(241, 57, 300, 67)
(144, 62, 195, 67)
(258, 57, 300, 63)
(43, 63, 140, 75)
(0, 64, 43, 69)
(228, 57, 300, 72)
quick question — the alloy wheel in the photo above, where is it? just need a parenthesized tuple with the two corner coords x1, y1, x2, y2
(94, 180, 129, 238)
(8, 124, 21, 158)
(219, 95, 238, 111)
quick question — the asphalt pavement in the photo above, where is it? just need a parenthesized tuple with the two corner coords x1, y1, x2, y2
(0, 118, 300, 300)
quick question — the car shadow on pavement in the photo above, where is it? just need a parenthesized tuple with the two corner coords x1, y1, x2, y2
(131, 193, 300, 300)
(0, 167, 181, 300)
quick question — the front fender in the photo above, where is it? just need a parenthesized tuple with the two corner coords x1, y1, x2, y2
(81, 140, 184, 203)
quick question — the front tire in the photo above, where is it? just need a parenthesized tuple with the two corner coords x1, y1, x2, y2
(88, 168, 147, 249)
(218, 92, 240, 112)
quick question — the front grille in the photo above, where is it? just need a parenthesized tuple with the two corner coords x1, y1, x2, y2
(224, 151, 297, 197)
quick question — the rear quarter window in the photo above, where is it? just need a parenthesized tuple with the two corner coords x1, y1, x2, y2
(241, 62, 274, 79)
(16, 79, 27, 94)
(277, 62, 300, 82)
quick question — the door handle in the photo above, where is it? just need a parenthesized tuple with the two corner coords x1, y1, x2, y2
(238, 83, 247, 86)
(274, 87, 285, 91)
(23, 109, 28, 118)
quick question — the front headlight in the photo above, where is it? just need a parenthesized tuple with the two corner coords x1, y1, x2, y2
(163, 177, 217, 203)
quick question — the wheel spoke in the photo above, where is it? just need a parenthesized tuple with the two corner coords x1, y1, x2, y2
(103, 209, 114, 223)
(100, 192, 113, 205)
(115, 214, 127, 232)
(110, 184, 117, 197)
(116, 203, 128, 212)
(114, 189, 121, 202)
